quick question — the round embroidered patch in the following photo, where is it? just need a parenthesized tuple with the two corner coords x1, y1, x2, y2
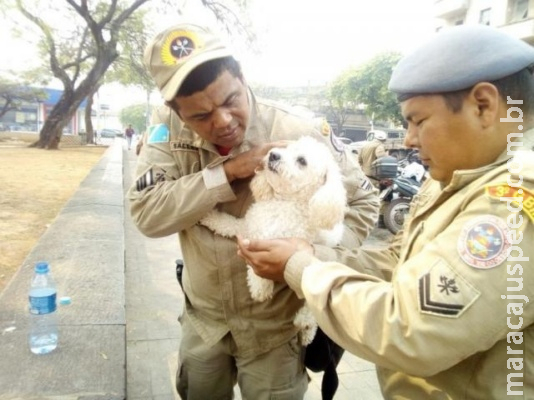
(457, 215, 510, 269)
(161, 30, 201, 65)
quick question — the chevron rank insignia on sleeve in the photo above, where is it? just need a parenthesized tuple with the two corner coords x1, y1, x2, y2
(135, 166, 168, 191)
(361, 178, 374, 191)
(418, 259, 480, 318)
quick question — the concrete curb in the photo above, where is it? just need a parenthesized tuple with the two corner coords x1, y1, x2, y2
(0, 141, 126, 399)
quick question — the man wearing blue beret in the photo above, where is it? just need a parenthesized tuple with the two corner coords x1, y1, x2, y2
(238, 24, 534, 398)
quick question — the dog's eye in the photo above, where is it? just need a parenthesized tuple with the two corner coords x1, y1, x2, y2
(296, 156, 307, 167)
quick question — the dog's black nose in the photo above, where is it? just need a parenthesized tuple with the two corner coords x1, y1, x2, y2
(269, 151, 280, 162)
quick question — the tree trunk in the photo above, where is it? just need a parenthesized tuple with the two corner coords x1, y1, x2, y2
(30, 89, 86, 149)
(84, 87, 99, 145)
(30, 65, 113, 150)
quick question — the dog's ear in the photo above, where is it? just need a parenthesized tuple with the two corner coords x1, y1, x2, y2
(250, 170, 275, 201)
(309, 161, 347, 231)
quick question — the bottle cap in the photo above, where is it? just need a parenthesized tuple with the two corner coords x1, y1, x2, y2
(59, 296, 72, 305)
(35, 262, 49, 274)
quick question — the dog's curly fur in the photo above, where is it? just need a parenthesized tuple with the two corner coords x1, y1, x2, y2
(200, 136, 347, 344)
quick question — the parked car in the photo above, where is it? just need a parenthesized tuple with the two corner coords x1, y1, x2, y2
(99, 128, 122, 138)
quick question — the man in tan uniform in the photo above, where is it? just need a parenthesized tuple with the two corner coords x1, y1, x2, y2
(358, 130, 388, 186)
(238, 25, 534, 398)
(127, 22, 379, 399)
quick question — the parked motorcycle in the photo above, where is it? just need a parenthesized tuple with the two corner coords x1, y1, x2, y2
(372, 153, 425, 234)
(379, 175, 421, 234)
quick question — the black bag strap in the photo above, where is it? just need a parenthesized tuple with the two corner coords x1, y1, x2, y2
(305, 327, 345, 399)
(321, 361, 339, 400)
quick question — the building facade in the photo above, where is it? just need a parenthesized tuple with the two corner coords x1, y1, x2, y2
(0, 88, 86, 135)
(434, 0, 534, 44)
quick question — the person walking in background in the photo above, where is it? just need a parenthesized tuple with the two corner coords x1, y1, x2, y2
(127, 22, 379, 400)
(237, 24, 534, 398)
(358, 130, 388, 186)
(125, 124, 135, 150)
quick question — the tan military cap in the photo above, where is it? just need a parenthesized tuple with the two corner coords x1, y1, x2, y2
(144, 23, 233, 101)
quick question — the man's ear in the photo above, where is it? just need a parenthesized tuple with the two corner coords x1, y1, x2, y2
(470, 82, 500, 128)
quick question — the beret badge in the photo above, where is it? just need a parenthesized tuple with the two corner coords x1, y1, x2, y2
(161, 30, 203, 66)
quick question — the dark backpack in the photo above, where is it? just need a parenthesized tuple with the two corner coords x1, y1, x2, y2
(305, 327, 345, 400)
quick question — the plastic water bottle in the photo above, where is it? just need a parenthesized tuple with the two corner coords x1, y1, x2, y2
(28, 261, 58, 354)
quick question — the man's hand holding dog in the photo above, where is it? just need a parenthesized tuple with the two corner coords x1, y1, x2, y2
(223, 141, 289, 182)
(237, 236, 313, 282)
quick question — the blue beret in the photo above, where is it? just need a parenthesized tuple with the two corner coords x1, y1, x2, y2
(389, 25, 534, 94)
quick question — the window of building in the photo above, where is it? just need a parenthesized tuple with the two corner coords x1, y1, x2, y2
(479, 8, 491, 25)
(511, 0, 529, 21)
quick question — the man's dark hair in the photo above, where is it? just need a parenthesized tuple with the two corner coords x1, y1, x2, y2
(176, 56, 243, 97)
(397, 67, 534, 116)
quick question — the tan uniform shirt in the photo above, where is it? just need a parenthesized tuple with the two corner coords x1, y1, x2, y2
(127, 90, 379, 358)
(285, 133, 534, 398)
(358, 139, 387, 178)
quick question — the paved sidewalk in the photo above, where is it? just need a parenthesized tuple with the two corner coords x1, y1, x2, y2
(123, 141, 384, 400)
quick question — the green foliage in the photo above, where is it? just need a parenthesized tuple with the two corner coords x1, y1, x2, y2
(104, 8, 153, 91)
(347, 51, 403, 126)
(323, 71, 360, 131)
(120, 103, 151, 134)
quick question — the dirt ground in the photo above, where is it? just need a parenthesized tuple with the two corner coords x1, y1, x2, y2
(0, 141, 106, 294)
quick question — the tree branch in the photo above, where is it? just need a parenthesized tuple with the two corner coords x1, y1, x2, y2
(201, 0, 255, 44)
(16, 0, 73, 91)
(66, 0, 101, 46)
(112, 0, 150, 30)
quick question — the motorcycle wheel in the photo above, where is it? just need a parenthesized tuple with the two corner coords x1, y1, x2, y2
(384, 198, 411, 234)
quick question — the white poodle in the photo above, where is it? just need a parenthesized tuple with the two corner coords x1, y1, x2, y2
(200, 136, 347, 344)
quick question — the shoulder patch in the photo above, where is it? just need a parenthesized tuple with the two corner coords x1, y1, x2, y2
(147, 123, 170, 144)
(457, 215, 511, 269)
(419, 259, 480, 318)
(485, 183, 534, 223)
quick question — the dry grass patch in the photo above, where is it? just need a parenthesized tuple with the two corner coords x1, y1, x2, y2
(0, 144, 107, 293)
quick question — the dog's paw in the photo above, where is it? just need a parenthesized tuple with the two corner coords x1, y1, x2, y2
(247, 267, 274, 302)
(294, 306, 318, 346)
(198, 210, 220, 229)
(298, 323, 318, 346)
(199, 210, 239, 238)
(315, 223, 344, 247)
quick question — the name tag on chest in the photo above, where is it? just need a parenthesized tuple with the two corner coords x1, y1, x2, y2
(170, 141, 198, 152)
